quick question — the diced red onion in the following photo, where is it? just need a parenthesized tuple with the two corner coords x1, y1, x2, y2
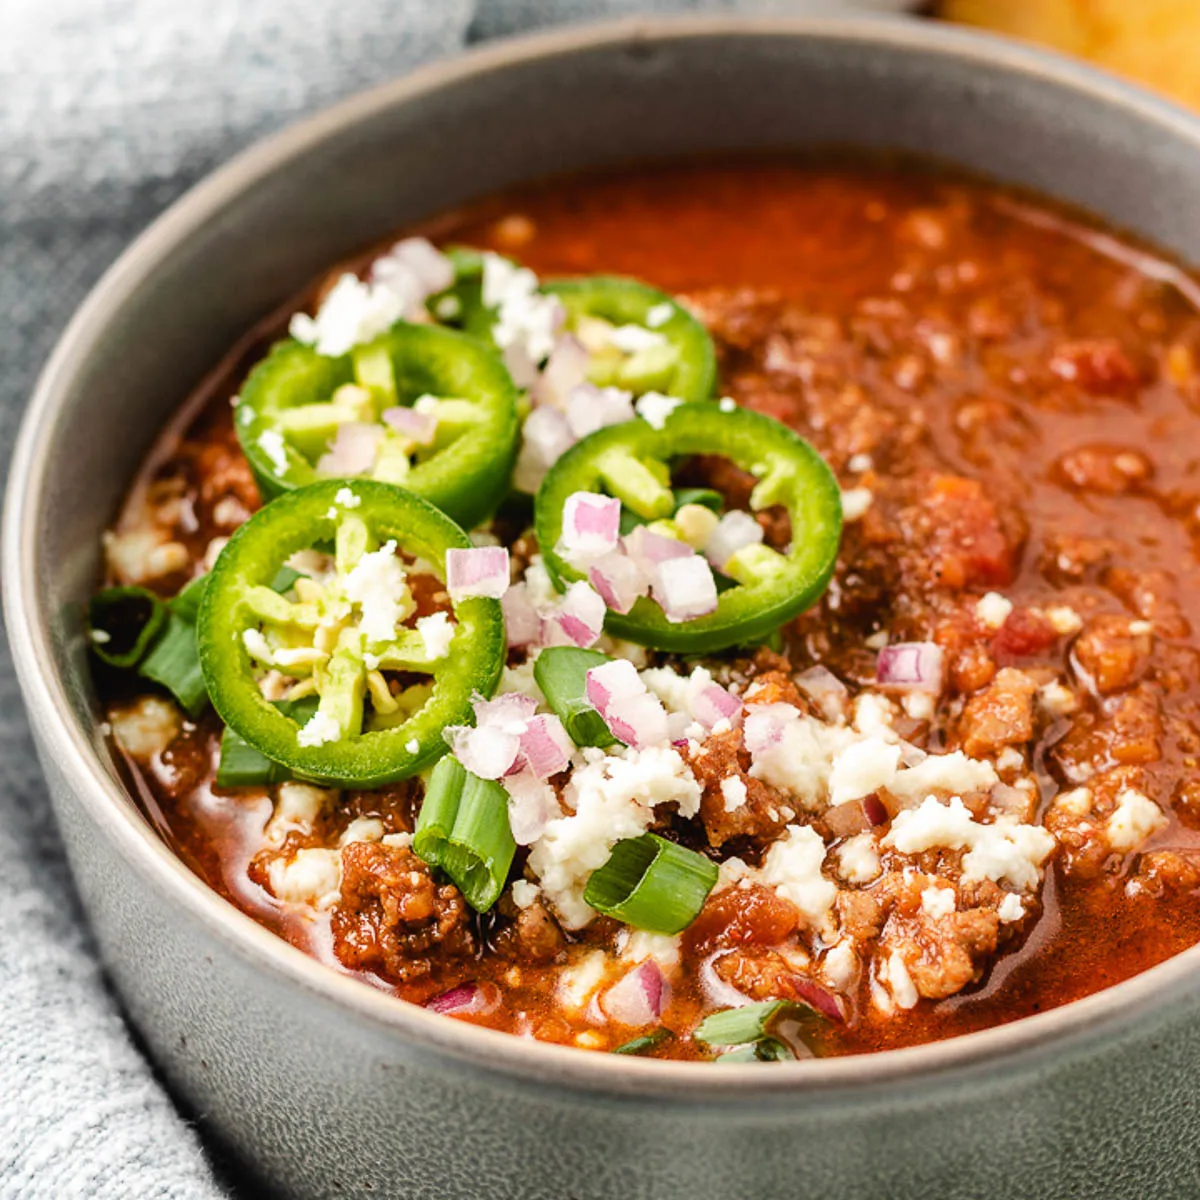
(444, 723, 521, 780)
(622, 526, 695, 578)
(692, 684, 743, 730)
(424, 982, 498, 1017)
(501, 583, 543, 648)
(316, 422, 382, 477)
(876, 642, 944, 693)
(704, 510, 763, 570)
(862, 795, 889, 827)
(518, 714, 572, 778)
(653, 555, 719, 623)
(585, 659, 644, 713)
(530, 335, 590, 410)
(587, 550, 649, 615)
(546, 581, 605, 648)
(560, 492, 621, 562)
(446, 546, 510, 601)
(565, 383, 636, 439)
(372, 237, 455, 299)
(514, 406, 574, 493)
(786, 977, 847, 1024)
(503, 771, 560, 845)
(472, 691, 538, 732)
(601, 960, 668, 1026)
(382, 406, 438, 445)
(742, 703, 796, 755)
(605, 692, 670, 751)
(824, 800, 874, 839)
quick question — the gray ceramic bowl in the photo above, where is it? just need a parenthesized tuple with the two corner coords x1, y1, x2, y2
(8, 15, 1200, 1200)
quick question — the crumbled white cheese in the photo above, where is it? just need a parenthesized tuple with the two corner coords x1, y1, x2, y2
(901, 691, 936, 721)
(528, 745, 701, 928)
(828, 736, 902, 806)
(1128, 620, 1154, 637)
(885, 752, 998, 808)
(1038, 680, 1079, 719)
(864, 630, 889, 650)
(821, 941, 860, 991)
(720, 776, 748, 813)
(267, 848, 342, 909)
(885, 796, 1055, 891)
(975, 592, 1013, 630)
(498, 657, 546, 706)
(382, 831, 413, 850)
(759, 825, 838, 935)
(257, 429, 290, 477)
(416, 611, 455, 660)
(482, 254, 562, 384)
(745, 705, 857, 810)
(511, 879, 540, 910)
(635, 391, 682, 430)
(339, 817, 385, 846)
(1105, 788, 1166, 853)
(853, 693, 897, 737)
(836, 833, 882, 885)
(716, 856, 751, 891)
(266, 783, 331, 845)
(847, 453, 873, 473)
(920, 885, 956, 918)
(333, 487, 361, 509)
(840, 487, 874, 522)
(289, 272, 405, 358)
(556, 949, 609, 1012)
(1053, 786, 1093, 817)
(645, 303, 675, 329)
(608, 324, 668, 354)
(718, 396, 737, 413)
(405, 738, 420, 754)
(109, 696, 181, 761)
(343, 541, 409, 644)
(995, 746, 1025, 775)
(297, 710, 341, 748)
(1044, 605, 1083, 636)
(619, 929, 682, 970)
(997, 893, 1025, 923)
(882, 950, 919, 1010)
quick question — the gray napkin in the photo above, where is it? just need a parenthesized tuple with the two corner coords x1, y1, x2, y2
(0, 1, 913, 1194)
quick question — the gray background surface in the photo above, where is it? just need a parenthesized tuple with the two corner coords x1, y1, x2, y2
(1, 1, 913, 1195)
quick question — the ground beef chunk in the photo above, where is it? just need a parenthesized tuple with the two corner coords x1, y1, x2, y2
(1046, 766, 1148, 879)
(1052, 685, 1162, 783)
(712, 946, 832, 1007)
(1054, 444, 1153, 494)
(908, 475, 1023, 592)
(1128, 851, 1200, 900)
(494, 897, 566, 965)
(1048, 338, 1141, 395)
(689, 727, 792, 849)
(190, 429, 261, 517)
(1072, 614, 1154, 694)
(956, 666, 1037, 758)
(332, 843, 474, 983)
(876, 872, 1001, 1001)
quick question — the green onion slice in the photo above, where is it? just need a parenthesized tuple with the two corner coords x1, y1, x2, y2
(715, 1037, 796, 1064)
(534, 647, 618, 749)
(583, 832, 717, 934)
(611, 1029, 671, 1056)
(693, 1001, 810, 1048)
(87, 587, 168, 669)
(413, 756, 516, 912)
(88, 575, 210, 715)
(216, 697, 319, 789)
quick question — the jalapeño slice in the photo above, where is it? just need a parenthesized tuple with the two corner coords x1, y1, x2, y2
(534, 403, 842, 654)
(235, 321, 519, 529)
(544, 276, 716, 403)
(197, 480, 504, 787)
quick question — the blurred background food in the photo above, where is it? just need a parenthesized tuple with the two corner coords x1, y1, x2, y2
(942, 0, 1200, 111)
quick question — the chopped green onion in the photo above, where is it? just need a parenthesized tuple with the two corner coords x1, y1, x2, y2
(87, 587, 168, 669)
(216, 697, 318, 789)
(612, 1028, 671, 1056)
(413, 757, 516, 912)
(135, 575, 211, 716)
(88, 576, 210, 714)
(693, 1000, 810, 1048)
(583, 832, 717, 934)
(534, 647, 618, 748)
(716, 1037, 795, 1064)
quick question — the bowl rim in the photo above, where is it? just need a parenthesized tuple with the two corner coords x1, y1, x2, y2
(8, 11, 1200, 1101)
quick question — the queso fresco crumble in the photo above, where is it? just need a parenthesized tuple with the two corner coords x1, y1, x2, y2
(91, 159, 1200, 1061)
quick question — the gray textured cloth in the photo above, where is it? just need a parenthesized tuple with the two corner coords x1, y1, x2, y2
(0, 1, 910, 1195)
